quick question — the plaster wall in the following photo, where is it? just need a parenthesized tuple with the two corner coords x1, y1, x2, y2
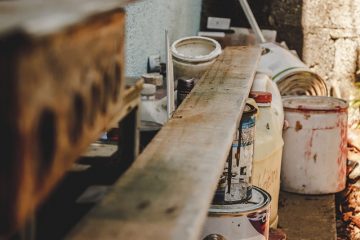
(125, 0, 202, 77)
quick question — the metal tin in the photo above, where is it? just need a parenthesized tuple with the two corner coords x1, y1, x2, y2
(213, 104, 257, 204)
(176, 77, 195, 107)
(281, 96, 348, 194)
(202, 186, 271, 240)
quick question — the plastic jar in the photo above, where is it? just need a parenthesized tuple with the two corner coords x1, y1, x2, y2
(249, 91, 284, 228)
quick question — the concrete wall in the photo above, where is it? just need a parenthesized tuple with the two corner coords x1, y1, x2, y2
(125, 0, 202, 77)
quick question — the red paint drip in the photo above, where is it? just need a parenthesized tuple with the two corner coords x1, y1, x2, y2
(305, 130, 315, 160)
(337, 115, 348, 191)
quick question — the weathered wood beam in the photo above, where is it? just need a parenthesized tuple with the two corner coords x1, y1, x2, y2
(67, 46, 261, 240)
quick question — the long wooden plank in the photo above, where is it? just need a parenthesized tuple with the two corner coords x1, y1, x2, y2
(0, 0, 134, 37)
(66, 46, 261, 240)
(0, 9, 132, 235)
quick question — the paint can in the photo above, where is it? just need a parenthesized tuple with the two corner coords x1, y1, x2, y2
(213, 103, 257, 204)
(176, 77, 195, 107)
(202, 186, 271, 240)
(281, 96, 348, 194)
(258, 42, 328, 96)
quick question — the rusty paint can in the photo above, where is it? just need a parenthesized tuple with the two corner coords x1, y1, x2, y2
(176, 77, 195, 107)
(213, 103, 257, 204)
(281, 96, 348, 194)
(202, 186, 271, 240)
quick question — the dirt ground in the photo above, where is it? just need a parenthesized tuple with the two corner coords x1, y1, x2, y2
(337, 145, 360, 239)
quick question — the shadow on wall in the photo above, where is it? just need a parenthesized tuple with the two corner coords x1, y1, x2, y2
(125, 0, 202, 77)
(200, 0, 304, 56)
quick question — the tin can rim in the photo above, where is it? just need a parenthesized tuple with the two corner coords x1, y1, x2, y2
(171, 36, 222, 63)
(282, 96, 348, 111)
(243, 103, 257, 116)
(208, 186, 271, 216)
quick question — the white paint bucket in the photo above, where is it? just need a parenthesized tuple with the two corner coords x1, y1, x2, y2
(281, 96, 348, 194)
(258, 43, 328, 96)
(171, 36, 221, 83)
(202, 186, 271, 240)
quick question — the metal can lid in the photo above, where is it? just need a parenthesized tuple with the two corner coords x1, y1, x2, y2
(177, 77, 195, 89)
(141, 83, 156, 96)
(282, 96, 348, 111)
(249, 91, 272, 103)
(208, 186, 271, 216)
(243, 103, 257, 116)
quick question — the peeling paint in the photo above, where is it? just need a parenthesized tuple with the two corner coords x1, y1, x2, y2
(282, 96, 348, 194)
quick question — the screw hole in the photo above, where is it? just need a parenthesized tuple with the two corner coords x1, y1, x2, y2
(101, 72, 112, 113)
(89, 84, 101, 126)
(37, 109, 57, 176)
(113, 61, 121, 102)
(69, 93, 85, 144)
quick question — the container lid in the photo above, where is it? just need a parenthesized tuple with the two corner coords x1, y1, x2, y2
(243, 103, 257, 116)
(282, 96, 348, 111)
(171, 36, 222, 63)
(249, 91, 272, 103)
(209, 186, 271, 215)
(177, 77, 195, 88)
(141, 83, 156, 96)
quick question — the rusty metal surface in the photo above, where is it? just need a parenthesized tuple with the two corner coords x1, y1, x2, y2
(281, 96, 348, 194)
(0, 9, 131, 236)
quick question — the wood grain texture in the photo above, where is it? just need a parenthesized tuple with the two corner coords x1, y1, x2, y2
(67, 46, 261, 240)
(0, 0, 134, 37)
(0, 9, 142, 236)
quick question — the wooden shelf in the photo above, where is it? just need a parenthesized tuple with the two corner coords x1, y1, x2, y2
(66, 46, 262, 240)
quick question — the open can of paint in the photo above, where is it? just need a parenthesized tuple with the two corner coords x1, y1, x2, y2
(202, 186, 271, 240)
(213, 103, 257, 204)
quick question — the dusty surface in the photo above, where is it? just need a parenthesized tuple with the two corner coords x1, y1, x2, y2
(278, 191, 336, 240)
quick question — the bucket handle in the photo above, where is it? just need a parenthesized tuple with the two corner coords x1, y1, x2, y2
(238, 0, 266, 43)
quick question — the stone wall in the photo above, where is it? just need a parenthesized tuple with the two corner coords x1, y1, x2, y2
(302, 1, 360, 99)
(201, 0, 360, 125)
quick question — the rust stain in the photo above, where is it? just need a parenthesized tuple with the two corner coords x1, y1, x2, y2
(295, 121, 303, 132)
(137, 200, 151, 210)
(284, 107, 347, 114)
(313, 154, 317, 163)
(165, 206, 178, 215)
(304, 113, 311, 120)
(305, 130, 315, 160)
(337, 114, 348, 191)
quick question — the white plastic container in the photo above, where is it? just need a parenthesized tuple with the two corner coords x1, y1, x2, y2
(258, 42, 328, 96)
(171, 36, 221, 83)
(251, 72, 284, 132)
(249, 91, 284, 228)
(281, 96, 348, 194)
